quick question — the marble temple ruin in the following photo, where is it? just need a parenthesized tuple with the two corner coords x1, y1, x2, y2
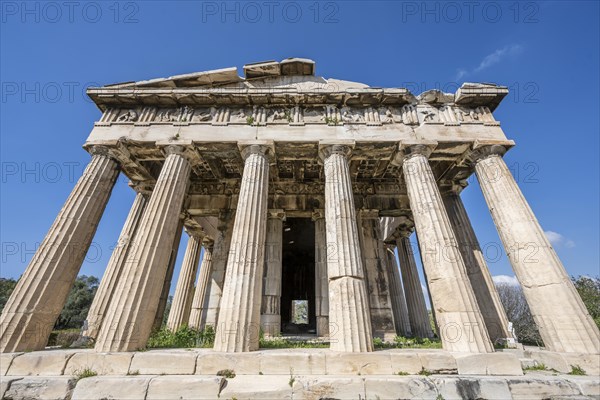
(1, 58, 599, 361)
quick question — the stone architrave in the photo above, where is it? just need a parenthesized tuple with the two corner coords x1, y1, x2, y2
(384, 245, 412, 337)
(320, 143, 373, 352)
(0, 147, 119, 352)
(471, 144, 600, 353)
(188, 240, 214, 330)
(203, 211, 235, 328)
(313, 210, 329, 337)
(152, 218, 184, 332)
(260, 210, 285, 337)
(441, 183, 513, 344)
(83, 191, 148, 340)
(167, 231, 204, 331)
(213, 143, 271, 352)
(357, 210, 397, 341)
(399, 144, 493, 353)
(395, 225, 434, 339)
(94, 146, 191, 352)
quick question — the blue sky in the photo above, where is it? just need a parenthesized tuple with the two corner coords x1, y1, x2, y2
(1, 1, 599, 295)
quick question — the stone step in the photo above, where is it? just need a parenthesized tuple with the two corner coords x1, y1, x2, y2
(1, 374, 598, 400)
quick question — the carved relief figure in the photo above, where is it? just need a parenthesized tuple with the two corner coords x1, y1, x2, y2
(117, 109, 138, 122)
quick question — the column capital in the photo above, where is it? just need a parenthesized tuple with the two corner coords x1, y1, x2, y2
(439, 179, 468, 196)
(201, 237, 214, 249)
(391, 141, 437, 166)
(238, 141, 275, 161)
(318, 140, 355, 161)
(393, 215, 415, 238)
(464, 140, 514, 165)
(88, 145, 120, 163)
(311, 209, 325, 221)
(128, 180, 153, 196)
(163, 144, 187, 157)
(267, 209, 286, 220)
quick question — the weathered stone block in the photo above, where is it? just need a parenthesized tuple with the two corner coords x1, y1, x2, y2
(2, 376, 76, 400)
(418, 351, 458, 374)
(71, 376, 153, 400)
(0, 377, 22, 398)
(507, 376, 583, 399)
(364, 376, 438, 399)
(566, 376, 600, 397)
(259, 351, 326, 375)
(6, 350, 75, 376)
(389, 352, 423, 374)
(195, 352, 260, 375)
(129, 351, 197, 375)
(218, 375, 293, 399)
(434, 377, 512, 400)
(0, 353, 22, 375)
(561, 352, 600, 376)
(525, 349, 571, 373)
(326, 352, 393, 375)
(294, 376, 365, 400)
(454, 352, 523, 375)
(65, 352, 133, 376)
(146, 376, 223, 399)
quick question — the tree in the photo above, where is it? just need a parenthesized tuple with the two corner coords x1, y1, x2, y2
(496, 282, 543, 345)
(54, 275, 99, 330)
(572, 276, 600, 329)
(0, 278, 18, 313)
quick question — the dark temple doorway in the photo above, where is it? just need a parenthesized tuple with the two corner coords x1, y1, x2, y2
(281, 218, 316, 335)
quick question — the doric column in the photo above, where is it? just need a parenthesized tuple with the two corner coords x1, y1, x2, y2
(0, 147, 119, 352)
(357, 210, 396, 341)
(167, 230, 203, 331)
(94, 146, 191, 352)
(203, 211, 235, 328)
(82, 190, 147, 340)
(470, 144, 600, 353)
(399, 144, 493, 353)
(441, 182, 513, 345)
(395, 224, 433, 339)
(152, 218, 184, 332)
(188, 240, 214, 330)
(320, 143, 373, 352)
(213, 143, 271, 352)
(384, 245, 412, 337)
(313, 210, 329, 337)
(260, 210, 284, 337)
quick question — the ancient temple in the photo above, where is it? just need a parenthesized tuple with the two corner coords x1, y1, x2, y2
(1, 58, 598, 357)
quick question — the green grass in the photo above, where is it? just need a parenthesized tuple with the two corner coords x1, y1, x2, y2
(568, 365, 586, 375)
(146, 326, 214, 349)
(418, 367, 433, 376)
(372, 336, 442, 349)
(523, 363, 550, 372)
(216, 369, 236, 379)
(259, 336, 329, 349)
(73, 368, 97, 380)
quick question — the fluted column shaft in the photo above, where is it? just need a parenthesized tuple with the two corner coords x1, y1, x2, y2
(442, 189, 513, 344)
(94, 147, 191, 352)
(473, 147, 600, 353)
(0, 149, 119, 352)
(385, 245, 412, 336)
(260, 210, 284, 337)
(313, 211, 329, 336)
(402, 147, 493, 353)
(396, 234, 433, 338)
(83, 191, 147, 340)
(167, 232, 203, 331)
(152, 219, 184, 332)
(321, 144, 373, 352)
(357, 211, 396, 341)
(188, 243, 213, 330)
(213, 144, 270, 352)
(203, 212, 235, 328)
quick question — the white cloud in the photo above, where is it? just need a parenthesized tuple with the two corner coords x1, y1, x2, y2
(455, 44, 523, 80)
(545, 230, 576, 248)
(473, 44, 523, 73)
(493, 275, 520, 286)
